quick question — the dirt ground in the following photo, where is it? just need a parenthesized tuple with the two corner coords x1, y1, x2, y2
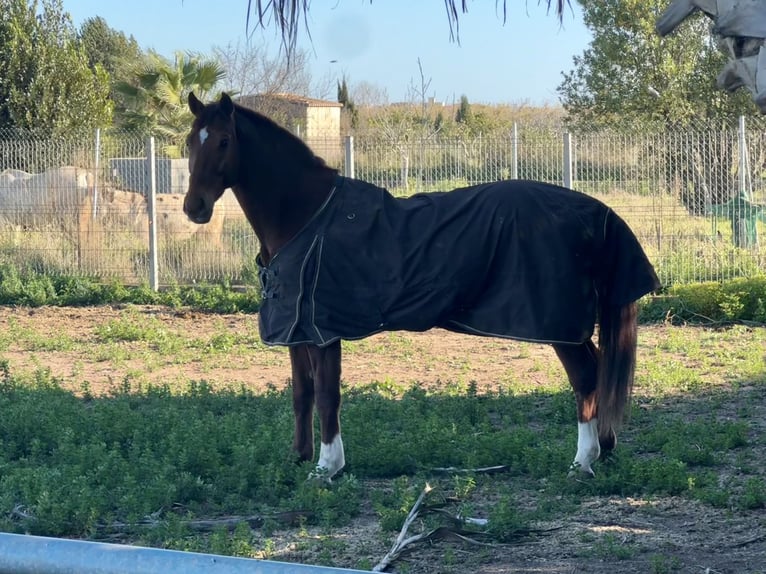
(0, 305, 764, 573)
(0, 305, 564, 394)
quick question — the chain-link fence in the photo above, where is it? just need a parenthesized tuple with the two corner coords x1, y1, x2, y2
(0, 128, 259, 286)
(572, 121, 766, 285)
(1, 119, 764, 287)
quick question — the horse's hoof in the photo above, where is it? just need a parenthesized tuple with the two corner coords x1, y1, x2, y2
(306, 466, 332, 484)
(568, 462, 595, 479)
(307, 474, 332, 485)
(307, 466, 337, 484)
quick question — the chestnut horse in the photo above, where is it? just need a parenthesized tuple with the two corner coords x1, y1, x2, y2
(183, 92, 660, 480)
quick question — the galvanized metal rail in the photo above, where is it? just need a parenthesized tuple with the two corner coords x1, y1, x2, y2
(0, 533, 373, 574)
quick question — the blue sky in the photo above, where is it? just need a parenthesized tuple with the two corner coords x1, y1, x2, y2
(63, 0, 593, 105)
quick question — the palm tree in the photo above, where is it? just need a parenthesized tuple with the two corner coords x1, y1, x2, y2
(115, 51, 226, 156)
(244, 1, 569, 55)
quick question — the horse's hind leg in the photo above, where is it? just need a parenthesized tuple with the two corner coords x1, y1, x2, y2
(306, 341, 345, 480)
(553, 340, 613, 476)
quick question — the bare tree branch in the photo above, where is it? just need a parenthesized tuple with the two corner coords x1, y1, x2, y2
(373, 483, 434, 572)
(214, 40, 314, 97)
(369, 481, 558, 572)
(429, 464, 510, 475)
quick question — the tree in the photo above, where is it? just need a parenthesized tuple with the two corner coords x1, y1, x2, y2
(337, 77, 350, 107)
(449, 94, 507, 137)
(115, 51, 225, 154)
(213, 40, 328, 98)
(350, 81, 389, 107)
(557, 0, 755, 130)
(365, 59, 443, 189)
(78, 17, 144, 83)
(558, 0, 758, 215)
(78, 16, 147, 132)
(0, 0, 112, 133)
(455, 95, 472, 124)
(337, 76, 358, 129)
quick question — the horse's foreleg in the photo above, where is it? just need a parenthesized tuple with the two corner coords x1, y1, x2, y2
(553, 341, 603, 476)
(290, 345, 315, 462)
(307, 341, 344, 480)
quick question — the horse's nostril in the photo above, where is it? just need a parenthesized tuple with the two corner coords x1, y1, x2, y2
(184, 195, 203, 216)
(183, 194, 212, 224)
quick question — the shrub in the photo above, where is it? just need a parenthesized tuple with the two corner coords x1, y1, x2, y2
(0, 264, 261, 313)
(640, 276, 766, 323)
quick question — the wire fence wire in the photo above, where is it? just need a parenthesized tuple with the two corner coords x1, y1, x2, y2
(0, 119, 764, 288)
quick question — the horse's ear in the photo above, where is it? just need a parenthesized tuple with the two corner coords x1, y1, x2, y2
(220, 92, 234, 117)
(188, 92, 204, 117)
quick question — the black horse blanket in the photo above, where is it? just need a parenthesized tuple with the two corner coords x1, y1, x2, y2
(256, 177, 660, 348)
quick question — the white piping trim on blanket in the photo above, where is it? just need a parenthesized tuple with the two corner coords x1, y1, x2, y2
(284, 235, 320, 344)
(261, 322, 587, 348)
(266, 185, 338, 267)
(592, 207, 612, 304)
(261, 329, 381, 348)
(310, 236, 326, 345)
(603, 208, 612, 240)
(444, 320, 588, 346)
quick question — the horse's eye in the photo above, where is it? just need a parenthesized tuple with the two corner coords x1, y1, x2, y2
(219, 138, 229, 149)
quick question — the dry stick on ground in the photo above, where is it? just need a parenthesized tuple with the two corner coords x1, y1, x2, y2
(429, 465, 510, 476)
(730, 532, 766, 548)
(372, 474, 564, 572)
(372, 484, 505, 572)
(373, 483, 435, 572)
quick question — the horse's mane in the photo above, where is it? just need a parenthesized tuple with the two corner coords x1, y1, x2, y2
(231, 102, 329, 170)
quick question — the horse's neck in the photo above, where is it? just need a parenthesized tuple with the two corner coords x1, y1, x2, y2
(233, 168, 336, 263)
(231, 111, 337, 262)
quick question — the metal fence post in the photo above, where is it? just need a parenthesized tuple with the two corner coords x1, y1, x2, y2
(92, 128, 100, 220)
(738, 115, 747, 196)
(146, 137, 159, 291)
(563, 132, 573, 189)
(511, 122, 518, 179)
(732, 114, 758, 247)
(344, 135, 355, 178)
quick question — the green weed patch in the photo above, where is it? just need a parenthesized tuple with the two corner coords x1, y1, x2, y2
(0, 359, 762, 547)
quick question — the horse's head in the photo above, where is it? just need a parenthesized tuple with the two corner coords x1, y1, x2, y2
(184, 92, 240, 224)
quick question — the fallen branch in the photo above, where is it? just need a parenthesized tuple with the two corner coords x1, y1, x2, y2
(430, 507, 488, 528)
(429, 465, 510, 476)
(730, 532, 766, 548)
(372, 481, 564, 571)
(9, 504, 33, 522)
(424, 526, 496, 546)
(373, 483, 434, 572)
(431, 507, 562, 539)
(373, 483, 535, 572)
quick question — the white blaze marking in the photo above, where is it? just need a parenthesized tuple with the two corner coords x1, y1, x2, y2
(572, 418, 600, 476)
(199, 127, 209, 146)
(313, 434, 345, 480)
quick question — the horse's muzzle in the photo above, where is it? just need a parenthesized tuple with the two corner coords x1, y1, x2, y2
(183, 195, 213, 224)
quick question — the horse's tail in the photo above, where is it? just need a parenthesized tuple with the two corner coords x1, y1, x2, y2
(595, 300, 637, 443)
(594, 209, 659, 442)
